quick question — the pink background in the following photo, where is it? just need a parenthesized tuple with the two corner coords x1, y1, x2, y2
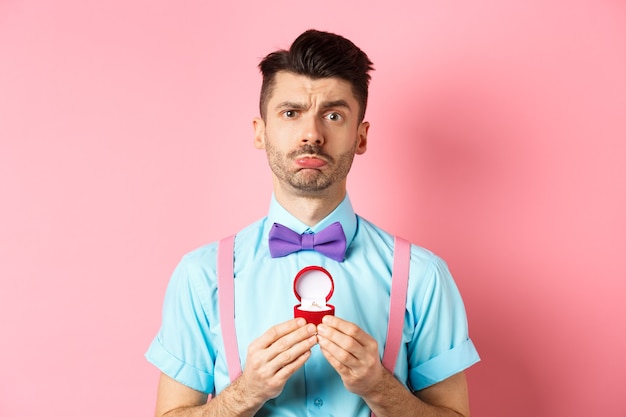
(1, 1, 625, 416)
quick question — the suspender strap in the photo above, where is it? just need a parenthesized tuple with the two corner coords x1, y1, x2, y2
(373, 236, 411, 417)
(381, 236, 411, 372)
(217, 234, 412, 395)
(217, 235, 242, 381)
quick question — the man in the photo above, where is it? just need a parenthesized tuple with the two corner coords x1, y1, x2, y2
(146, 29, 480, 417)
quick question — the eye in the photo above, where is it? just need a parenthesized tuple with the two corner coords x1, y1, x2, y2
(283, 110, 298, 118)
(325, 112, 343, 122)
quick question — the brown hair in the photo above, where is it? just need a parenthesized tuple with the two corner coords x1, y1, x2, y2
(258, 29, 374, 122)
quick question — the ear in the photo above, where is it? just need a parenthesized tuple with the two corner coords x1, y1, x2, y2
(253, 117, 266, 149)
(355, 121, 369, 155)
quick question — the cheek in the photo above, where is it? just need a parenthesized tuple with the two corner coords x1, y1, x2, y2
(330, 127, 359, 148)
(266, 122, 297, 143)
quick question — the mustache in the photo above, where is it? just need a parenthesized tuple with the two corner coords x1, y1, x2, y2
(288, 144, 333, 162)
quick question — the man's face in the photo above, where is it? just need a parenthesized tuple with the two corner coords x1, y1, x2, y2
(254, 71, 368, 196)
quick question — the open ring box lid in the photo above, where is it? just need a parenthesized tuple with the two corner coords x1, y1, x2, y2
(293, 266, 335, 325)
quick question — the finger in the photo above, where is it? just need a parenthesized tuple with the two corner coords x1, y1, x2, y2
(274, 341, 314, 379)
(251, 332, 317, 390)
(317, 336, 351, 372)
(317, 330, 361, 371)
(265, 323, 317, 361)
(273, 332, 318, 365)
(243, 322, 316, 391)
(249, 323, 317, 377)
(320, 315, 367, 341)
(320, 316, 379, 353)
(317, 323, 365, 358)
(252, 318, 308, 349)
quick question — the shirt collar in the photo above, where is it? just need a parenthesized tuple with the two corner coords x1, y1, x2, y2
(266, 194, 357, 249)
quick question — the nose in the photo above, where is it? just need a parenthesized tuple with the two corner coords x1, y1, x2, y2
(301, 115, 324, 146)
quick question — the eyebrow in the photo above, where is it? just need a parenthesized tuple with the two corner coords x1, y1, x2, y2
(274, 99, 352, 112)
(321, 99, 351, 110)
(275, 101, 309, 111)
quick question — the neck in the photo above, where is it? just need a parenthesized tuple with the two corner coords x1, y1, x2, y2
(273, 182, 347, 227)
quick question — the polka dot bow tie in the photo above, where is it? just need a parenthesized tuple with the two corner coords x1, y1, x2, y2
(268, 222, 347, 262)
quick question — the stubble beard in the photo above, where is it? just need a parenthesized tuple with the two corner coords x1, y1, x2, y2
(265, 137, 358, 193)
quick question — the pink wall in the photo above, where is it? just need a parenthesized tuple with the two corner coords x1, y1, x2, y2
(1, 1, 625, 416)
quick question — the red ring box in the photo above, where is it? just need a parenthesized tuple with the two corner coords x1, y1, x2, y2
(293, 266, 335, 325)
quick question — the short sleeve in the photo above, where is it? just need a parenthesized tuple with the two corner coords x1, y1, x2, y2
(145, 252, 218, 393)
(406, 253, 480, 390)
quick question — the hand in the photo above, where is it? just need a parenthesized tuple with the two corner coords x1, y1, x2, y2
(316, 315, 386, 397)
(237, 318, 318, 405)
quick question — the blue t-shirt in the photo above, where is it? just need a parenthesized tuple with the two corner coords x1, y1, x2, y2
(146, 195, 479, 416)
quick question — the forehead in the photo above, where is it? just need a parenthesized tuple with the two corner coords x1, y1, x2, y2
(268, 71, 358, 106)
